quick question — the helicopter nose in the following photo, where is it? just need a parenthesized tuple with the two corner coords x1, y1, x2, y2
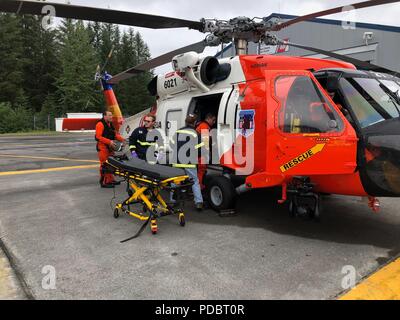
(360, 133, 400, 197)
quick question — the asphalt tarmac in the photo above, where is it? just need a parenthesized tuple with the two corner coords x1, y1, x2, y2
(0, 133, 399, 300)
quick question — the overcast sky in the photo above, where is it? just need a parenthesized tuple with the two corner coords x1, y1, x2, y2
(45, 0, 400, 74)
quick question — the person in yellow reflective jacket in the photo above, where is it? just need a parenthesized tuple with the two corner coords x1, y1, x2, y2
(170, 114, 205, 211)
(129, 114, 163, 161)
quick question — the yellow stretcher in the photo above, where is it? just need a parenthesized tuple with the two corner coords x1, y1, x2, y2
(103, 157, 193, 241)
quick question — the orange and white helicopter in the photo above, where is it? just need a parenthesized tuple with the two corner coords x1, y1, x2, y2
(3, 0, 400, 219)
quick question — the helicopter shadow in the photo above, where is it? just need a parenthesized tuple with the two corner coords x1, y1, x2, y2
(187, 189, 400, 261)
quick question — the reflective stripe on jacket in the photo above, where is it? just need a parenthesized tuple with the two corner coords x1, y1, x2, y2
(171, 126, 204, 168)
(129, 127, 162, 160)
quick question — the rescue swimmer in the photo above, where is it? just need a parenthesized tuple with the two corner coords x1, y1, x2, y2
(196, 113, 217, 190)
(95, 110, 126, 188)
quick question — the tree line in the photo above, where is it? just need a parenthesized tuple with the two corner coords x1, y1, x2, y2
(0, 13, 155, 133)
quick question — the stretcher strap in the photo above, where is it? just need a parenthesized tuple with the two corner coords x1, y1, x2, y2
(120, 210, 154, 243)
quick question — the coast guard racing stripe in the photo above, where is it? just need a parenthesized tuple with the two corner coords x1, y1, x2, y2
(280, 144, 326, 173)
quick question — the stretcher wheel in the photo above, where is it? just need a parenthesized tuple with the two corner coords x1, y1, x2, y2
(114, 208, 120, 219)
(151, 220, 158, 235)
(178, 213, 186, 227)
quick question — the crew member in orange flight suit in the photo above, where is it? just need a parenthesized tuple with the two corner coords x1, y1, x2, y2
(196, 113, 217, 190)
(95, 111, 125, 188)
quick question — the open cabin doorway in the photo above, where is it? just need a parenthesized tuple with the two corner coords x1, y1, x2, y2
(188, 93, 224, 167)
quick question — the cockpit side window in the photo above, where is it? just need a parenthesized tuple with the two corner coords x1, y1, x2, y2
(340, 77, 400, 129)
(275, 75, 343, 134)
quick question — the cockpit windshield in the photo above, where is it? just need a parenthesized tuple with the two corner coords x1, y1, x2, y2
(340, 76, 400, 129)
(381, 79, 400, 100)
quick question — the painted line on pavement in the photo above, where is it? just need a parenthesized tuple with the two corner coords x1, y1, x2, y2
(0, 164, 99, 176)
(0, 154, 98, 163)
(1, 141, 94, 148)
(340, 257, 400, 300)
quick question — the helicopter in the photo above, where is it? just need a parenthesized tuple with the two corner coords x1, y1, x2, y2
(2, 0, 400, 219)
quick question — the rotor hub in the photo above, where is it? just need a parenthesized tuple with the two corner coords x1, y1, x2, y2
(201, 16, 281, 49)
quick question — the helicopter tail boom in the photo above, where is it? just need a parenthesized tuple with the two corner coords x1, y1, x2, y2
(101, 76, 124, 132)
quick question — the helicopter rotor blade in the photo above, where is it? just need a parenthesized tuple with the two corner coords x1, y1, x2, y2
(271, 0, 400, 31)
(108, 40, 207, 84)
(93, 46, 115, 84)
(0, 0, 204, 30)
(282, 40, 400, 77)
(100, 45, 115, 74)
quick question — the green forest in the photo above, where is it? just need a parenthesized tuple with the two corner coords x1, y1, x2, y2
(0, 13, 155, 133)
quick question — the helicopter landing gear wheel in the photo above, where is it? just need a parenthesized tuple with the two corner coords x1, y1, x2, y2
(205, 176, 236, 212)
(288, 200, 298, 218)
(313, 196, 321, 222)
(301, 194, 321, 222)
(114, 208, 120, 219)
(288, 194, 321, 222)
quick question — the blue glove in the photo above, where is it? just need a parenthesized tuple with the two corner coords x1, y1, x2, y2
(157, 151, 166, 164)
(131, 151, 138, 158)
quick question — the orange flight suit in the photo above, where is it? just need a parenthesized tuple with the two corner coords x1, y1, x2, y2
(95, 120, 124, 185)
(196, 121, 211, 190)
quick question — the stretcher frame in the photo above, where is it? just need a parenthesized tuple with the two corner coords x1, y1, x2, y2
(105, 160, 193, 236)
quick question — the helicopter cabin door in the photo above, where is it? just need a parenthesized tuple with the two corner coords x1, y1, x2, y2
(165, 109, 183, 137)
(265, 70, 358, 177)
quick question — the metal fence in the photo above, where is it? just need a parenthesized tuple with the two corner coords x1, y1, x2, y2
(32, 114, 57, 131)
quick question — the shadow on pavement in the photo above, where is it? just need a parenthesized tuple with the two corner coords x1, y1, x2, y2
(185, 188, 400, 260)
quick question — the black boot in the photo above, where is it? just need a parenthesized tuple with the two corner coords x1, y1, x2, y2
(101, 184, 115, 189)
